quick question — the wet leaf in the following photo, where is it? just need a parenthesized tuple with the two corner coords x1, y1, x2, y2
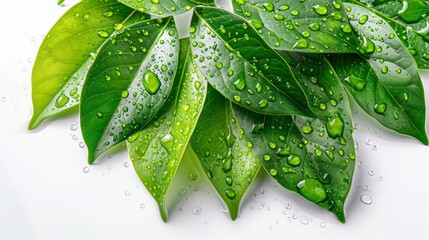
(332, 3, 428, 144)
(191, 6, 313, 117)
(345, 0, 429, 69)
(232, 0, 360, 53)
(191, 86, 261, 220)
(29, 0, 148, 129)
(127, 38, 207, 221)
(81, 18, 179, 164)
(118, 0, 215, 17)
(234, 54, 355, 222)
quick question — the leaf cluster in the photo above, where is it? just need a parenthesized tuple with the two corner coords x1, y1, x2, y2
(29, 0, 429, 223)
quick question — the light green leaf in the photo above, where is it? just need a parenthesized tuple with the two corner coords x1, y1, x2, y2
(118, 0, 215, 17)
(232, 0, 360, 53)
(191, 86, 261, 220)
(127, 38, 207, 221)
(29, 0, 148, 129)
(191, 6, 313, 117)
(335, 3, 428, 144)
(234, 54, 356, 222)
(81, 18, 179, 164)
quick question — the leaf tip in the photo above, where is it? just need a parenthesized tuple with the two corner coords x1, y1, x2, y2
(28, 115, 42, 130)
(158, 201, 168, 223)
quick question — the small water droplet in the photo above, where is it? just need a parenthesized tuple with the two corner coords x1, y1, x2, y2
(124, 190, 131, 196)
(365, 138, 373, 145)
(139, 203, 146, 209)
(193, 205, 202, 215)
(123, 162, 130, 168)
(82, 166, 89, 173)
(79, 142, 85, 148)
(188, 172, 199, 181)
(300, 216, 309, 225)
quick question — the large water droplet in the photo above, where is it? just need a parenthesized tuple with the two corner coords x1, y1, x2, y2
(313, 4, 328, 15)
(374, 103, 387, 115)
(287, 154, 301, 166)
(326, 117, 344, 139)
(142, 70, 161, 95)
(160, 133, 174, 151)
(297, 179, 327, 203)
(225, 189, 236, 199)
(55, 93, 69, 108)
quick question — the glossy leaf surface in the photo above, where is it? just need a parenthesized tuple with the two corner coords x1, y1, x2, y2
(127, 39, 207, 221)
(232, 0, 360, 53)
(29, 0, 147, 129)
(118, 0, 215, 17)
(234, 54, 355, 222)
(345, 0, 429, 69)
(191, 6, 313, 117)
(191, 86, 261, 220)
(339, 3, 428, 144)
(81, 18, 179, 164)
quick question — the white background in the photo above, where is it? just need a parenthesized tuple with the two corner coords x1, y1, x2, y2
(1, 0, 429, 239)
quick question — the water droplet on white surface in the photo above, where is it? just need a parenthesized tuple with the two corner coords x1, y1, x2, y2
(123, 162, 129, 168)
(124, 190, 131, 196)
(285, 203, 292, 210)
(82, 166, 89, 173)
(300, 216, 309, 225)
(368, 170, 374, 176)
(360, 194, 373, 205)
(70, 123, 78, 131)
(139, 203, 145, 209)
(362, 185, 368, 191)
(79, 142, 85, 148)
(365, 138, 373, 145)
(193, 205, 202, 215)
(320, 222, 326, 228)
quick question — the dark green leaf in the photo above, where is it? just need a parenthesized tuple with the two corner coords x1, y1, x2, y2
(336, 3, 428, 144)
(234, 54, 356, 222)
(29, 0, 148, 130)
(127, 38, 207, 221)
(191, 86, 261, 220)
(81, 18, 179, 164)
(118, 0, 215, 17)
(345, 0, 429, 69)
(232, 0, 360, 53)
(191, 6, 313, 117)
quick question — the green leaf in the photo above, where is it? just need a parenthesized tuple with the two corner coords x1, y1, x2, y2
(232, 0, 360, 53)
(126, 38, 207, 222)
(57, 0, 65, 5)
(118, 0, 215, 17)
(233, 54, 356, 222)
(80, 18, 179, 164)
(29, 0, 148, 130)
(345, 0, 429, 69)
(191, 6, 313, 117)
(335, 3, 428, 144)
(191, 86, 261, 220)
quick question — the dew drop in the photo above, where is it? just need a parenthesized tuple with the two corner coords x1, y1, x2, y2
(55, 93, 69, 108)
(297, 179, 327, 203)
(193, 205, 202, 215)
(360, 194, 372, 205)
(313, 4, 328, 15)
(142, 70, 161, 95)
(225, 189, 236, 199)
